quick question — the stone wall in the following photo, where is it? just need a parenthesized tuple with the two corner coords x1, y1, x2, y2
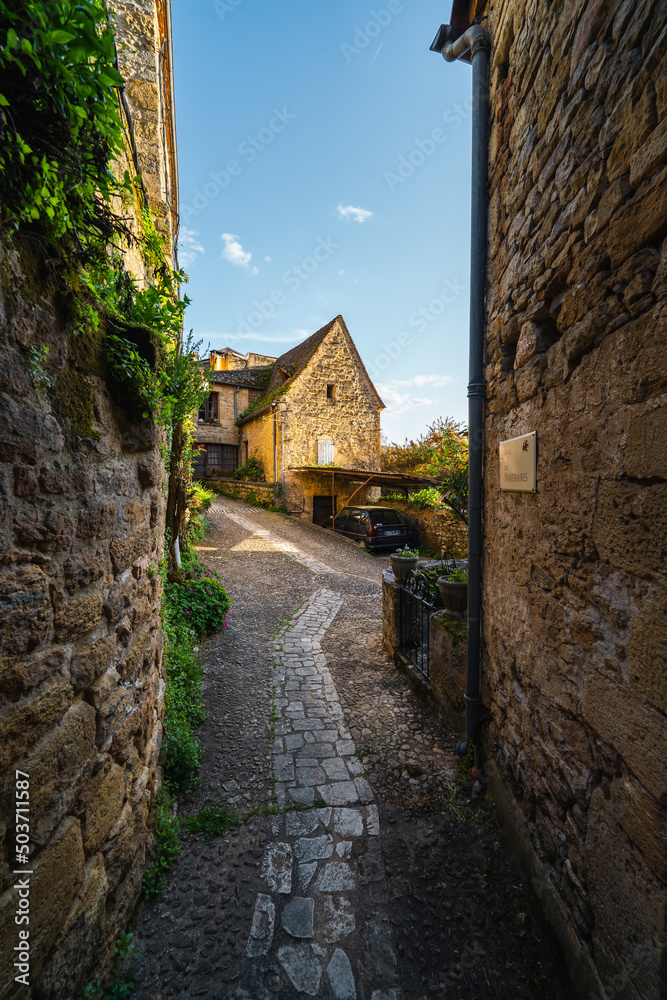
(209, 479, 280, 507)
(480, 1, 667, 997)
(0, 241, 166, 1000)
(0, 3, 176, 995)
(376, 498, 467, 557)
(194, 386, 255, 448)
(114, 0, 178, 243)
(282, 321, 382, 474)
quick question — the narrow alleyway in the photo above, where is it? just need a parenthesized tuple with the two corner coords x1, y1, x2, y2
(131, 497, 573, 1000)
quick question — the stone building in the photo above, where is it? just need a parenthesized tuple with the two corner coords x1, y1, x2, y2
(436, 1, 667, 998)
(0, 3, 177, 998)
(194, 316, 386, 522)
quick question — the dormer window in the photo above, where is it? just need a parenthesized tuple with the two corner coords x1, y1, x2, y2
(326, 384, 336, 400)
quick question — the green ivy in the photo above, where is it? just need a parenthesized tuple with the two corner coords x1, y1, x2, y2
(0, 0, 130, 253)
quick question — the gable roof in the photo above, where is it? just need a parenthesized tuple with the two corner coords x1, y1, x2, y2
(237, 315, 384, 424)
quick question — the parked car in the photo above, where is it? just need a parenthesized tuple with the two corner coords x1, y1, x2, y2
(323, 505, 413, 551)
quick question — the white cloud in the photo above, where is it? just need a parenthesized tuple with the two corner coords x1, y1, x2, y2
(377, 385, 433, 417)
(221, 232, 258, 274)
(376, 375, 454, 417)
(386, 374, 455, 388)
(178, 227, 204, 268)
(337, 204, 374, 224)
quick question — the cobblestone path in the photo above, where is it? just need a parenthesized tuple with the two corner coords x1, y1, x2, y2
(131, 497, 572, 1000)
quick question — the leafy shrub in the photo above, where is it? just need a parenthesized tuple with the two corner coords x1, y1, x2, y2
(409, 487, 446, 509)
(161, 550, 230, 794)
(162, 711, 202, 793)
(232, 452, 265, 481)
(189, 481, 217, 512)
(141, 787, 181, 898)
(83, 930, 137, 999)
(165, 551, 231, 637)
(185, 481, 216, 542)
(161, 593, 204, 794)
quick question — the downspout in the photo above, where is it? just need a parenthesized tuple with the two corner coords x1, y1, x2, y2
(272, 403, 278, 482)
(234, 385, 240, 421)
(281, 414, 285, 501)
(431, 23, 491, 785)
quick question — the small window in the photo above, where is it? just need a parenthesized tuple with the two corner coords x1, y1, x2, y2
(318, 439, 334, 465)
(326, 384, 336, 400)
(199, 392, 218, 421)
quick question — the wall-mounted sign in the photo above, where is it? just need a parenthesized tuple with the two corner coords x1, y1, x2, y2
(499, 431, 537, 492)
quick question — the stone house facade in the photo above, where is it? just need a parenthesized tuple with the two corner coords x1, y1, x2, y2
(0, 4, 178, 998)
(442, 1, 667, 998)
(194, 316, 385, 521)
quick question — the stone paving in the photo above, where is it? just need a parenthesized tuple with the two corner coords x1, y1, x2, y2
(237, 588, 401, 998)
(131, 498, 572, 1000)
(217, 505, 334, 576)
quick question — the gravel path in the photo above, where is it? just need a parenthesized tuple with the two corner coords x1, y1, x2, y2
(130, 497, 573, 1000)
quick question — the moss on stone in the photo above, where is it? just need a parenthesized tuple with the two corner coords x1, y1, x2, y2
(68, 309, 107, 379)
(53, 368, 100, 440)
(237, 383, 288, 423)
(436, 616, 468, 645)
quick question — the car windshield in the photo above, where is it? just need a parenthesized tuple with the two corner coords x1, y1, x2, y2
(368, 510, 405, 526)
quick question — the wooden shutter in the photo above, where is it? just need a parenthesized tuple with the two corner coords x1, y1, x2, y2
(318, 440, 334, 465)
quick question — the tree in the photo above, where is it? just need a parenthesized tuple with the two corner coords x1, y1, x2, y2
(382, 417, 469, 524)
(162, 333, 211, 581)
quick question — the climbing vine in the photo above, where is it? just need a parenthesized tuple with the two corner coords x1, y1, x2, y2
(0, 0, 132, 256)
(0, 0, 213, 581)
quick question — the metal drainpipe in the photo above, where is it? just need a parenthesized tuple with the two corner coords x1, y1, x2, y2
(272, 403, 278, 482)
(431, 23, 491, 785)
(234, 385, 240, 421)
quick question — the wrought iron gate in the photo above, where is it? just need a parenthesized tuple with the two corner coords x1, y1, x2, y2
(398, 575, 435, 680)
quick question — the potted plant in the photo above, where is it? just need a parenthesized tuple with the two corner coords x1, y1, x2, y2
(438, 565, 468, 614)
(390, 545, 419, 582)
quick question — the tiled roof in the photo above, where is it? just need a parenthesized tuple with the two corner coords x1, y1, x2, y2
(260, 318, 338, 397)
(210, 366, 273, 389)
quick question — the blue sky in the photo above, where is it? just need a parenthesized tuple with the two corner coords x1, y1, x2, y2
(171, 0, 473, 442)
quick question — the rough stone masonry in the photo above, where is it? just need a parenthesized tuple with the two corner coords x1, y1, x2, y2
(477, 1, 667, 998)
(0, 2, 177, 996)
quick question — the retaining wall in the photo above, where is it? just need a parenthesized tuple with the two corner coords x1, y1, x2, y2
(0, 241, 165, 1000)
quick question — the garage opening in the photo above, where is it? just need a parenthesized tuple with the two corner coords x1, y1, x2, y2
(313, 495, 337, 525)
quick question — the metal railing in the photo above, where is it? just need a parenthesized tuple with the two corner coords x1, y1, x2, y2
(398, 573, 436, 681)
